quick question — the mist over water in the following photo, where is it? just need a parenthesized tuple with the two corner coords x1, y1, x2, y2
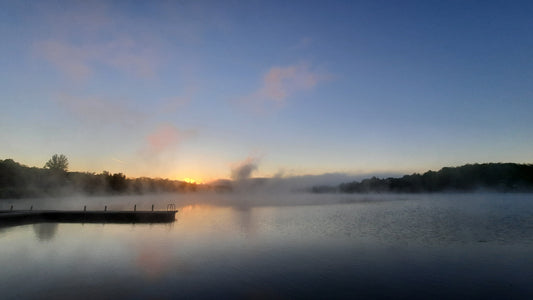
(1, 193, 533, 299)
(0, 190, 402, 211)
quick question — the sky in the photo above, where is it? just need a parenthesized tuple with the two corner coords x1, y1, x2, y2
(1, 0, 532, 182)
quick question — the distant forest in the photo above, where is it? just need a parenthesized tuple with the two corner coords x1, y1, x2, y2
(313, 163, 533, 194)
(0, 157, 200, 199)
(3, 157, 533, 199)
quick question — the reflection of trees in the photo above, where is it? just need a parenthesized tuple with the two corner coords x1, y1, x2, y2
(33, 223, 58, 241)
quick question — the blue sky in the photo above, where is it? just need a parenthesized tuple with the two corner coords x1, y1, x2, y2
(1, 0, 532, 182)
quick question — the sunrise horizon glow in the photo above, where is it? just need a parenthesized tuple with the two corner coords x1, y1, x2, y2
(2, 1, 532, 182)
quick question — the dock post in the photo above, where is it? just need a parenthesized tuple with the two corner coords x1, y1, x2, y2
(152, 204, 154, 212)
(134, 204, 136, 212)
(84, 205, 86, 212)
(105, 205, 107, 212)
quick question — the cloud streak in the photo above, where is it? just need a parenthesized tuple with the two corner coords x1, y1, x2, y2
(56, 94, 145, 127)
(37, 38, 158, 79)
(242, 63, 324, 111)
(145, 124, 195, 156)
(32, 2, 160, 80)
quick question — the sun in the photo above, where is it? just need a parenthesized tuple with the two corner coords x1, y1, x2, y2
(183, 178, 199, 184)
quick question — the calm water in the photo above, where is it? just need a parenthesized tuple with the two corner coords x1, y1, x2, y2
(1, 194, 533, 299)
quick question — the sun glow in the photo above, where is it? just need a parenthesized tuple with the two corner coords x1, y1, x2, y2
(183, 178, 200, 184)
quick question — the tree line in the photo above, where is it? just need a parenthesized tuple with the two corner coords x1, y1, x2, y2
(313, 163, 533, 193)
(3, 157, 533, 198)
(0, 156, 199, 199)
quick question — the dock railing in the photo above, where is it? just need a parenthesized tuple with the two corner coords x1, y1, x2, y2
(167, 204, 176, 212)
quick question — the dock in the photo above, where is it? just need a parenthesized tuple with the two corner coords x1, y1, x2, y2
(0, 205, 178, 226)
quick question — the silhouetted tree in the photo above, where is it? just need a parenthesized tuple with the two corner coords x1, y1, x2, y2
(108, 172, 128, 192)
(44, 154, 69, 172)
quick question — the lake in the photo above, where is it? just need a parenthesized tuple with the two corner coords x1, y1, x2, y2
(1, 193, 533, 299)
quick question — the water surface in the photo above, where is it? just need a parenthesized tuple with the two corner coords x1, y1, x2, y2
(1, 194, 533, 299)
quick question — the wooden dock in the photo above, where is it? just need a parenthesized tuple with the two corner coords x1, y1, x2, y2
(0, 208, 177, 226)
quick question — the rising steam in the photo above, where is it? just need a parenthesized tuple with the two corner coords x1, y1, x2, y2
(231, 157, 259, 181)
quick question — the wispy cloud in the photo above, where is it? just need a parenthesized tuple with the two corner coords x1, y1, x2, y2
(56, 94, 145, 127)
(144, 124, 196, 156)
(260, 63, 320, 103)
(112, 157, 127, 164)
(241, 63, 326, 111)
(37, 38, 158, 80)
(38, 40, 92, 79)
(33, 2, 160, 80)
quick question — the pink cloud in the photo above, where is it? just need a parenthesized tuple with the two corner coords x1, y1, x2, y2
(145, 124, 195, 155)
(261, 64, 319, 103)
(147, 124, 181, 154)
(242, 63, 326, 111)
